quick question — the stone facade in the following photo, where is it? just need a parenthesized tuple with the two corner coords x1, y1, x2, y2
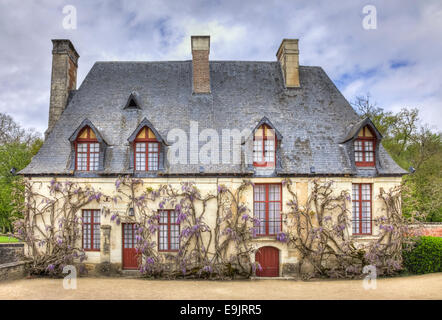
(24, 176, 402, 276)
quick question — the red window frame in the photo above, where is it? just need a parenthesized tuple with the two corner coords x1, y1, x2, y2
(354, 127, 376, 167)
(134, 127, 160, 171)
(75, 126, 99, 171)
(82, 209, 100, 251)
(253, 184, 282, 236)
(158, 210, 180, 252)
(352, 184, 372, 235)
(253, 124, 276, 167)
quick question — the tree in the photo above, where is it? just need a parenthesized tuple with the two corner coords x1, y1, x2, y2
(0, 112, 42, 233)
(353, 94, 442, 222)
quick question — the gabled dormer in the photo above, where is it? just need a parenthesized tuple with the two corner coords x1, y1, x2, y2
(341, 118, 383, 170)
(248, 117, 283, 171)
(68, 119, 107, 173)
(127, 118, 166, 174)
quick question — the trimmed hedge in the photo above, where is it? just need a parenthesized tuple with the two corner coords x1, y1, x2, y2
(403, 236, 442, 274)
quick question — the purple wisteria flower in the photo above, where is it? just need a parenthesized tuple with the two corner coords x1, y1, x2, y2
(241, 213, 249, 221)
(202, 265, 212, 273)
(47, 264, 55, 272)
(146, 257, 155, 264)
(276, 232, 288, 243)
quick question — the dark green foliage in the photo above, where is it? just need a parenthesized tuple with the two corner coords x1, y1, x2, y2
(403, 236, 442, 274)
(0, 112, 42, 233)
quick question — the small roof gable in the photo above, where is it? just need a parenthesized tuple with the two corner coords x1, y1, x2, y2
(249, 116, 283, 141)
(123, 91, 142, 110)
(127, 117, 166, 144)
(68, 119, 107, 144)
(340, 117, 382, 143)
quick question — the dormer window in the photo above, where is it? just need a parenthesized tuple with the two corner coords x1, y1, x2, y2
(354, 126, 376, 167)
(134, 127, 159, 171)
(75, 126, 99, 171)
(253, 124, 276, 167)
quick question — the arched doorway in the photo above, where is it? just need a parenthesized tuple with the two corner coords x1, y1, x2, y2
(255, 246, 279, 277)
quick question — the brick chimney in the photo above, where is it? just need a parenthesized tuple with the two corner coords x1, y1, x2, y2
(276, 39, 300, 88)
(191, 35, 210, 94)
(45, 39, 79, 138)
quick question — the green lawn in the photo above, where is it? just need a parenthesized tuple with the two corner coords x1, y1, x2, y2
(0, 235, 19, 243)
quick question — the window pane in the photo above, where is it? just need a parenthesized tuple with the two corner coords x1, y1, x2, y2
(352, 184, 359, 201)
(254, 185, 265, 201)
(93, 211, 101, 223)
(254, 202, 266, 234)
(83, 211, 91, 223)
(77, 143, 88, 152)
(136, 152, 146, 171)
(365, 141, 373, 151)
(264, 139, 275, 163)
(159, 211, 168, 223)
(93, 224, 100, 249)
(269, 185, 280, 201)
(354, 140, 363, 151)
(90, 151, 99, 171)
(361, 184, 371, 200)
(83, 224, 91, 249)
(253, 140, 263, 162)
(148, 143, 158, 170)
(90, 143, 99, 153)
(355, 152, 363, 162)
(136, 143, 146, 152)
(365, 151, 374, 162)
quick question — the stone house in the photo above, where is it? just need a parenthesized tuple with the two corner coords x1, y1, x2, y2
(20, 36, 406, 277)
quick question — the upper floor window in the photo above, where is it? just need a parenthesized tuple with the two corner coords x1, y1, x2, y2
(354, 126, 376, 167)
(75, 126, 99, 171)
(134, 127, 159, 171)
(254, 184, 282, 236)
(253, 124, 276, 167)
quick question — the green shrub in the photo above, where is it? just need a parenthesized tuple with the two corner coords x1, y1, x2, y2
(403, 236, 442, 274)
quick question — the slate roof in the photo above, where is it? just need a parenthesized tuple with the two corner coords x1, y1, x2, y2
(20, 61, 407, 176)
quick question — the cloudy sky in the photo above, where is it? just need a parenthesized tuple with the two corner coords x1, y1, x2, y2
(1, 0, 441, 135)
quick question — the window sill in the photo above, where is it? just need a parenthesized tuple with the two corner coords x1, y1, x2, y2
(351, 234, 378, 241)
(253, 236, 278, 242)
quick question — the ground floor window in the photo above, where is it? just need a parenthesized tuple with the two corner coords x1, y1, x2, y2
(352, 184, 372, 235)
(158, 210, 179, 251)
(254, 184, 282, 236)
(82, 209, 100, 250)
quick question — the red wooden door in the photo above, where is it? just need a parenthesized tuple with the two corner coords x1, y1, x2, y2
(255, 246, 279, 277)
(122, 223, 138, 269)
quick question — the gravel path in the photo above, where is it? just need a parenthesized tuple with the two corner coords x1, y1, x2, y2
(0, 273, 441, 300)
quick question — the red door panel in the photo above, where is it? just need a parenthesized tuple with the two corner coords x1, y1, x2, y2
(255, 246, 279, 277)
(122, 223, 139, 270)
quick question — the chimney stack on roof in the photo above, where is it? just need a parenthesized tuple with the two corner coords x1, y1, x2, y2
(191, 35, 211, 94)
(46, 39, 79, 138)
(276, 39, 300, 88)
